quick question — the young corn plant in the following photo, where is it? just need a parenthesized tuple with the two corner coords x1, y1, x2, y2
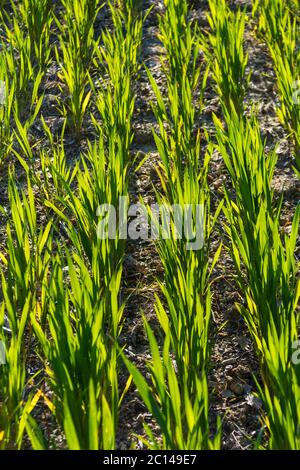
(25, 23, 136, 445)
(269, 22, 300, 172)
(257, 249, 300, 449)
(147, 66, 208, 195)
(256, 2, 300, 173)
(253, 0, 290, 50)
(227, 198, 300, 449)
(133, 126, 223, 448)
(214, 110, 277, 232)
(124, 317, 221, 450)
(253, 0, 299, 48)
(92, 0, 143, 156)
(253, 0, 300, 172)
(0, 54, 14, 163)
(35, 133, 130, 448)
(0, 172, 53, 448)
(45, 133, 128, 290)
(214, 110, 277, 350)
(39, 118, 77, 202)
(29, 250, 125, 449)
(0, 6, 45, 118)
(0, 298, 29, 449)
(1, 173, 53, 328)
(152, 162, 223, 386)
(123, 0, 221, 449)
(256, 204, 300, 450)
(101, 0, 143, 79)
(127, 165, 222, 449)
(147, 0, 208, 193)
(158, 0, 201, 91)
(215, 109, 300, 448)
(201, 0, 250, 117)
(55, 0, 100, 136)
(10, 0, 53, 69)
(34, 2, 143, 447)
(12, 109, 44, 181)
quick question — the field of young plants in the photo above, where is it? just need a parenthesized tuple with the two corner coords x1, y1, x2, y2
(0, 0, 299, 451)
